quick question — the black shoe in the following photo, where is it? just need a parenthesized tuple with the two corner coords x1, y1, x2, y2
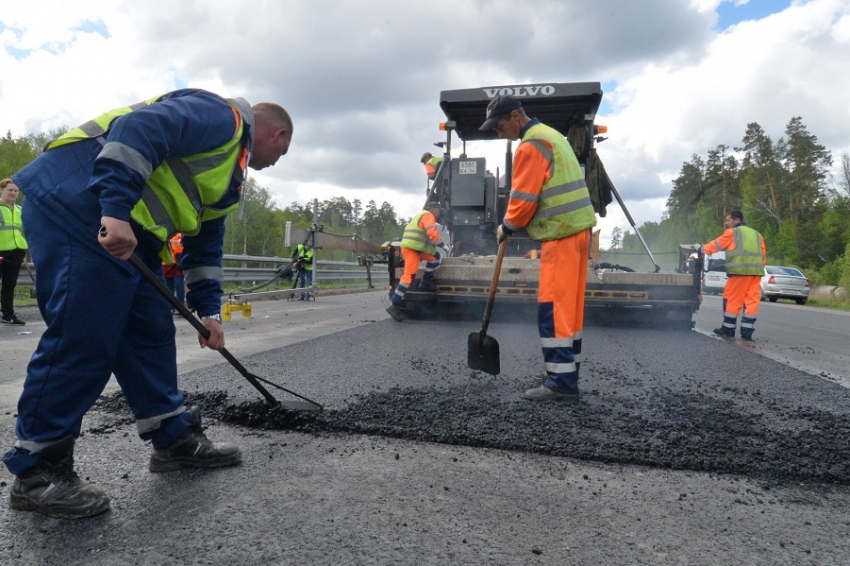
(419, 278, 438, 291)
(9, 436, 110, 519)
(713, 328, 733, 339)
(149, 408, 241, 473)
(741, 335, 754, 341)
(386, 305, 404, 322)
(1, 315, 25, 325)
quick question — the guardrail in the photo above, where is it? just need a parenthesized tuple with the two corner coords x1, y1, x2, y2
(221, 254, 387, 285)
(15, 255, 388, 288)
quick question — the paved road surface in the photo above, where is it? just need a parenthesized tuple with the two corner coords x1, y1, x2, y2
(696, 294, 850, 387)
(1, 291, 848, 565)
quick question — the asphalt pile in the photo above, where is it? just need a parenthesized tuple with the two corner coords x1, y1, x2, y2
(93, 319, 850, 488)
(96, 374, 850, 487)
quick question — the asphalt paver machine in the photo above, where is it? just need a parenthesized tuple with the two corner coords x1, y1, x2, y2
(386, 82, 702, 326)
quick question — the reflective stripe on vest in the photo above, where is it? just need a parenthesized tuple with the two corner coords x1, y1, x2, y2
(45, 93, 250, 262)
(401, 210, 437, 255)
(725, 226, 765, 275)
(519, 123, 597, 241)
(0, 204, 28, 251)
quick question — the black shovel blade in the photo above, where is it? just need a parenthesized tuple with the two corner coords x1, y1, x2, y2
(277, 400, 323, 411)
(467, 332, 500, 375)
(225, 397, 322, 413)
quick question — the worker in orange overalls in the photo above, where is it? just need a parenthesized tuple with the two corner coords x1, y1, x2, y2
(420, 152, 444, 181)
(386, 201, 448, 322)
(163, 233, 185, 312)
(480, 94, 597, 402)
(698, 210, 767, 341)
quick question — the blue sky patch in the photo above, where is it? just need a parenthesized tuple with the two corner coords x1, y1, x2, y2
(73, 19, 110, 39)
(715, 0, 793, 31)
(5, 45, 32, 59)
(598, 79, 618, 117)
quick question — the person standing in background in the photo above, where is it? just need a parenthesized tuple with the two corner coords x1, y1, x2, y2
(163, 233, 185, 313)
(696, 210, 767, 341)
(0, 178, 28, 326)
(293, 242, 314, 300)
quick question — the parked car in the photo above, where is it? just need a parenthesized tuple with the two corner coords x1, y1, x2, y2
(761, 265, 811, 304)
(701, 251, 727, 295)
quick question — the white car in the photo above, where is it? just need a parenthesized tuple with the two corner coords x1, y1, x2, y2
(701, 251, 727, 295)
(761, 265, 810, 305)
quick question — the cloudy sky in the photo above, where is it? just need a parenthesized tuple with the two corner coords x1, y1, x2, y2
(2, 0, 849, 245)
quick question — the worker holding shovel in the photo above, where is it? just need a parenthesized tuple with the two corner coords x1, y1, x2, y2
(3, 90, 293, 519)
(480, 95, 597, 402)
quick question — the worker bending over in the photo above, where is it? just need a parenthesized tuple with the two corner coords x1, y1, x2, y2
(4, 89, 293, 519)
(421, 152, 444, 181)
(386, 201, 448, 321)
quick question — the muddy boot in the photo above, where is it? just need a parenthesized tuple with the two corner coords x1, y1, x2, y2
(149, 407, 242, 473)
(385, 305, 404, 322)
(9, 436, 111, 519)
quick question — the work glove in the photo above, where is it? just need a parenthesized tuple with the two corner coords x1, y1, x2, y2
(496, 224, 511, 244)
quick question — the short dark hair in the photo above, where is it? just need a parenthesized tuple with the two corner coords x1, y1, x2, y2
(728, 210, 744, 222)
(253, 102, 293, 134)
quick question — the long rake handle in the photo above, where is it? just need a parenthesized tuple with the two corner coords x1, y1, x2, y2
(480, 238, 508, 340)
(128, 254, 280, 405)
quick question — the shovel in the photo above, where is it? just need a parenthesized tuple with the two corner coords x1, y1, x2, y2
(23, 259, 37, 298)
(467, 238, 508, 375)
(127, 253, 323, 412)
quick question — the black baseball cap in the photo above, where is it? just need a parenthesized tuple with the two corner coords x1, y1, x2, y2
(479, 94, 523, 131)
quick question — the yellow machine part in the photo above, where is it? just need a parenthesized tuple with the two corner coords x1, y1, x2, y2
(221, 301, 252, 321)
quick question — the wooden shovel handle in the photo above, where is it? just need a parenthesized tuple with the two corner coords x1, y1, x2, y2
(480, 238, 508, 339)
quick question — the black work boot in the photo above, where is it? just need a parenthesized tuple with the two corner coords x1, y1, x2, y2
(149, 407, 242, 473)
(713, 328, 733, 339)
(9, 436, 111, 519)
(385, 304, 404, 322)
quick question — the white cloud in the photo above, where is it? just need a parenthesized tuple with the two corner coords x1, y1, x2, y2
(2, 0, 849, 247)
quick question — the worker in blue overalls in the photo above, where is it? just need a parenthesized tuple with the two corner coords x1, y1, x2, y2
(3, 89, 293, 519)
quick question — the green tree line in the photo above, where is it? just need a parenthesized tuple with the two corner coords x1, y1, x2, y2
(0, 129, 407, 266)
(223, 179, 406, 263)
(613, 117, 850, 293)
